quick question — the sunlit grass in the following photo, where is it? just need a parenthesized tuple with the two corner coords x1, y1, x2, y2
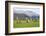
(13, 19, 40, 28)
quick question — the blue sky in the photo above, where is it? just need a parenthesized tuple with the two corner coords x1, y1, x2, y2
(13, 7, 40, 15)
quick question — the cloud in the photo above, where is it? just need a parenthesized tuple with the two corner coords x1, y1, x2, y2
(13, 8, 40, 15)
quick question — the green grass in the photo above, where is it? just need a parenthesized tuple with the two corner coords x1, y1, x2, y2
(13, 19, 40, 28)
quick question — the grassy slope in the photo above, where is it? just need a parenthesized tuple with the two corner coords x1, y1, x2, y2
(13, 19, 40, 28)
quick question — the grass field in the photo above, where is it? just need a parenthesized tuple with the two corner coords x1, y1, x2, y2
(13, 19, 40, 28)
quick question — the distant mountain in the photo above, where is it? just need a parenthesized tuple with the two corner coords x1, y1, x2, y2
(14, 12, 39, 20)
(14, 13, 30, 20)
(24, 11, 39, 17)
(14, 7, 40, 16)
(14, 10, 39, 17)
(14, 8, 39, 20)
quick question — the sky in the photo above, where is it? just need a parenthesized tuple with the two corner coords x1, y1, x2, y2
(13, 7, 40, 15)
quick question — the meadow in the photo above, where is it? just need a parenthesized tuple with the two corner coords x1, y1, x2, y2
(13, 19, 40, 28)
